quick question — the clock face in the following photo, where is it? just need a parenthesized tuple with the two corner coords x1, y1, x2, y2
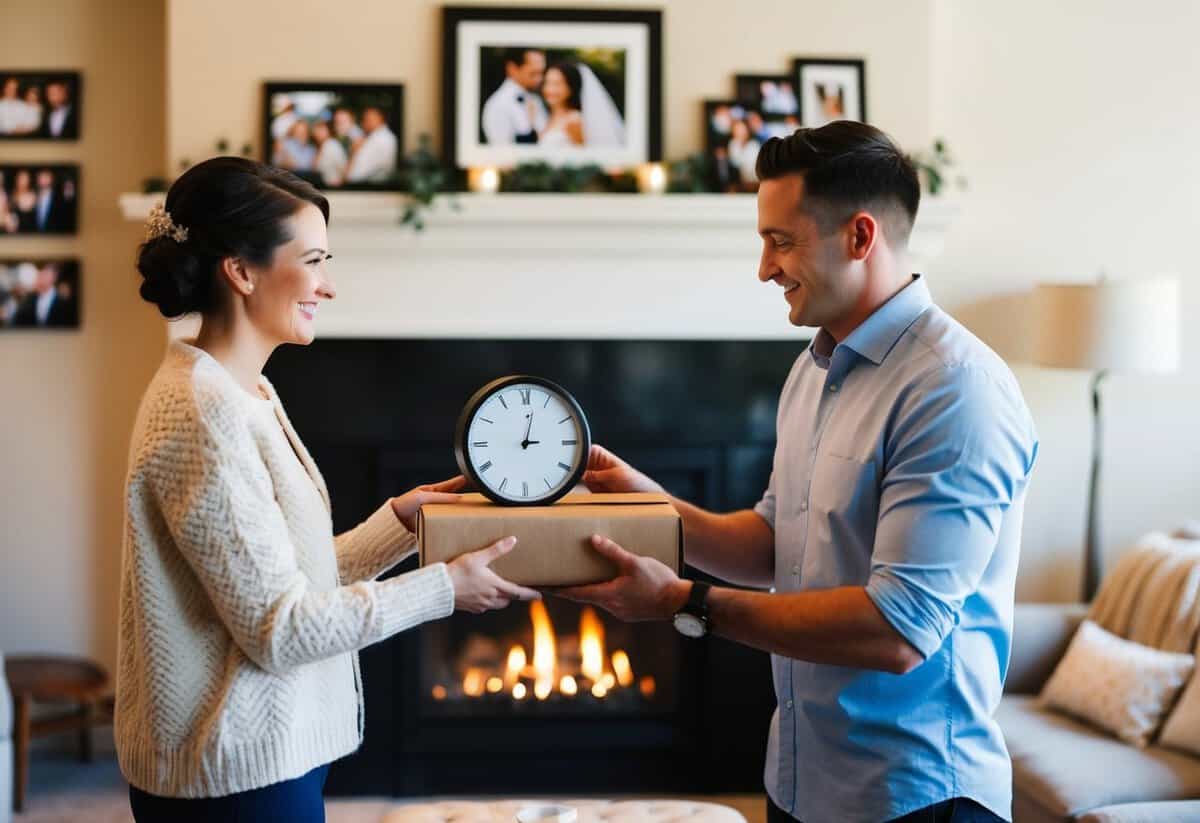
(456, 377, 590, 505)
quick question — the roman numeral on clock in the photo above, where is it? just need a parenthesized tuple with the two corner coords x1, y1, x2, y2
(558, 416, 571, 424)
(498, 396, 508, 410)
(522, 481, 529, 497)
(472, 441, 488, 448)
(479, 461, 493, 472)
(562, 439, 577, 446)
(499, 478, 508, 492)
(557, 462, 571, 471)
(519, 389, 532, 405)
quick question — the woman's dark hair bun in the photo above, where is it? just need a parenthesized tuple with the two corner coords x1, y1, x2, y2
(136, 156, 329, 319)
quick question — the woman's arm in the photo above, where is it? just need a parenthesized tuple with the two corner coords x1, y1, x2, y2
(139, 400, 457, 677)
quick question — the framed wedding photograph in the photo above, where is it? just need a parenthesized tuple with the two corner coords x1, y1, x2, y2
(443, 6, 662, 170)
(0, 258, 80, 330)
(792, 58, 867, 127)
(262, 82, 404, 190)
(705, 100, 791, 193)
(0, 164, 79, 235)
(0, 71, 81, 140)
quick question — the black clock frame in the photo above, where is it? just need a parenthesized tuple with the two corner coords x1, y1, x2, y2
(453, 374, 592, 506)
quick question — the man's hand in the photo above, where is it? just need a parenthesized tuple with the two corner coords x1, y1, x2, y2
(583, 445, 664, 494)
(389, 475, 466, 532)
(553, 535, 691, 622)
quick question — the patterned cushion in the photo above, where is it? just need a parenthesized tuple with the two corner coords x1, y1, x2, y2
(381, 800, 747, 823)
(1039, 620, 1194, 747)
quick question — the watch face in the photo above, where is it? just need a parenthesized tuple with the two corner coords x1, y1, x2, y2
(673, 612, 706, 639)
(455, 376, 591, 506)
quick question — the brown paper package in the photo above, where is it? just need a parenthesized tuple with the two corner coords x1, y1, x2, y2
(418, 492, 683, 587)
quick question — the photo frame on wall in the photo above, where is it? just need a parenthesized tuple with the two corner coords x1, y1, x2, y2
(0, 71, 82, 140)
(443, 6, 662, 171)
(0, 164, 79, 235)
(1, 258, 81, 330)
(262, 81, 404, 191)
(792, 58, 866, 127)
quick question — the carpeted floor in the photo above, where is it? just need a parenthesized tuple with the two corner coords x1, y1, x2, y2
(13, 753, 766, 823)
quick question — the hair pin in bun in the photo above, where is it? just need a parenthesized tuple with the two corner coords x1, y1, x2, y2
(145, 202, 189, 243)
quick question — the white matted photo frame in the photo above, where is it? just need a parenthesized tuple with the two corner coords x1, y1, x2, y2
(792, 58, 867, 128)
(443, 6, 662, 171)
(262, 81, 404, 191)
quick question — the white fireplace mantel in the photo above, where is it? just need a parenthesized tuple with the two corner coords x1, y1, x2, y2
(119, 192, 959, 340)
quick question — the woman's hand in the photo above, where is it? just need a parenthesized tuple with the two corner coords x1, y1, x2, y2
(389, 476, 467, 533)
(447, 537, 542, 614)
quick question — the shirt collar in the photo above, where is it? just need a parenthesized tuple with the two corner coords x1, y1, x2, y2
(809, 274, 932, 368)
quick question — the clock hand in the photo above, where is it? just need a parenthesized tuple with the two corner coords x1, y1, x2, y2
(521, 412, 534, 449)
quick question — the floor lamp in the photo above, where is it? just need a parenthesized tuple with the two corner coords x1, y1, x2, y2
(1032, 278, 1179, 601)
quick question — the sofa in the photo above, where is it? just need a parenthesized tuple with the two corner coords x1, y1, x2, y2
(2, 651, 12, 823)
(1001, 603, 1200, 822)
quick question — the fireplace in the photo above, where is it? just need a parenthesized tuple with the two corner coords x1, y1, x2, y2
(265, 337, 803, 796)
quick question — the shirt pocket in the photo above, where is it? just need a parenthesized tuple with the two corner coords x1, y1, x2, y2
(804, 453, 879, 587)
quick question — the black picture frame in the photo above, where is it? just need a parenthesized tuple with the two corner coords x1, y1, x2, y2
(734, 73, 800, 119)
(262, 81, 405, 191)
(792, 58, 867, 127)
(0, 258, 81, 330)
(0, 71, 82, 141)
(442, 5, 663, 171)
(0, 164, 79, 235)
(704, 100, 776, 194)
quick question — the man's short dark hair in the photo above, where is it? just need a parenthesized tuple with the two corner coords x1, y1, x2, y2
(503, 48, 542, 69)
(755, 120, 920, 244)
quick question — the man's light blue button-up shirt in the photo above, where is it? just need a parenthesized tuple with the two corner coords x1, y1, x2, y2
(754, 275, 1037, 822)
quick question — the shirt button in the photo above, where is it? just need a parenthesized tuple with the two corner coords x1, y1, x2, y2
(785, 699, 794, 710)
(791, 564, 801, 575)
(799, 500, 808, 512)
(828, 383, 839, 393)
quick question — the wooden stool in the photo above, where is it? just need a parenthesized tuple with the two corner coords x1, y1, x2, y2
(3, 655, 111, 813)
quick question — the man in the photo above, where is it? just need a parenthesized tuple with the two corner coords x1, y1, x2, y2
(559, 122, 1037, 822)
(32, 169, 72, 233)
(481, 47, 547, 145)
(39, 80, 77, 139)
(14, 262, 77, 327)
(345, 106, 398, 183)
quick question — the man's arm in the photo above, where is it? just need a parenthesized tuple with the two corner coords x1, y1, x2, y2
(558, 536, 921, 674)
(583, 445, 774, 588)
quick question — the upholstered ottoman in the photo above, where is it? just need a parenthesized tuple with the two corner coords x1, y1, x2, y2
(380, 799, 748, 823)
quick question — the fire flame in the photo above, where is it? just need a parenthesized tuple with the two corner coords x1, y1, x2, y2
(579, 606, 607, 683)
(612, 650, 634, 687)
(530, 600, 557, 700)
(505, 645, 527, 686)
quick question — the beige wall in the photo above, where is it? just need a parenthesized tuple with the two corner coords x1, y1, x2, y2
(933, 0, 1200, 599)
(0, 0, 166, 672)
(166, 0, 935, 169)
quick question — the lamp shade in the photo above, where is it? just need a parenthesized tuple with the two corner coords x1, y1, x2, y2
(1032, 278, 1180, 373)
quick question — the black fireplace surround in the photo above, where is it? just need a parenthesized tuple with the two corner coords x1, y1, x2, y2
(265, 338, 807, 796)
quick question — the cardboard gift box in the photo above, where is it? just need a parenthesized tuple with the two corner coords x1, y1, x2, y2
(418, 492, 683, 586)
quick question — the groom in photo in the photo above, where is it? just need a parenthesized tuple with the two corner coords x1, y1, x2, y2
(557, 122, 1037, 822)
(481, 47, 547, 145)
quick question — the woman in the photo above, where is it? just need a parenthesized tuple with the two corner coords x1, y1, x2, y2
(311, 120, 348, 187)
(10, 170, 37, 233)
(539, 63, 585, 148)
(117, 157, 538, 822)
(726, 119, 761, 187)
(539, 62, 626, 149)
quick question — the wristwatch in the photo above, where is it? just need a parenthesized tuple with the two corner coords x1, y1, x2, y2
(672, 581, 712, 638)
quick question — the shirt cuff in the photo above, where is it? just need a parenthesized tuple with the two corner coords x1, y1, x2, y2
(864, 571, 949, 661)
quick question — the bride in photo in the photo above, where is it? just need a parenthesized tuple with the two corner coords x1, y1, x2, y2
(538, 61, 625, 149)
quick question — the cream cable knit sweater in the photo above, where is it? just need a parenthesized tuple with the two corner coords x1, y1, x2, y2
(116, 340, 455, 798)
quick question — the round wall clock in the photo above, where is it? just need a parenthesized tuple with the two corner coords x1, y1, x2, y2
(454, 375, 591, 506)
